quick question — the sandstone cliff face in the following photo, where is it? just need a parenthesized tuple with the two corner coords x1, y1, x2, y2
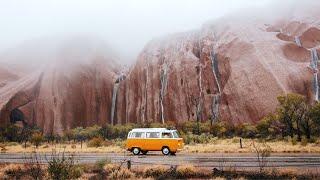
(117, 14, 320, 125)
(0, 38, 119, 134)
(1, 9, 320, 134)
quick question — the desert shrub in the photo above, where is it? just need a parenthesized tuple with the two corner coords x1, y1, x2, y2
(252, 141, 272, 172)
(256, 114, 280, 139)
(87, 136, 105, 148)
(104, 164, 118, 174)
(4, 164, 26, 179)
(143, 165, 167, 178)
(108, 168, 135, 179)
(4, 162, 45, 180)
(94, 158, 111, 172)
(175, 165, 197, 178)
(47, 152, 83, 180)
(235, 123, 257, 138)
(24, 153, 46, 180)
(104, 123, 137, 139)
(3, 124, 21, 142)
(182, 132, 214, 144)
(301, 136, 308, 146)
(71, 144, 76, 149)
(111, 138, 124, 147)
(210, 122, 228, 137)
(0, 143, 7, 152)
(85, 125, 102, 139)
(181, 121, 199, 134)
(291, 136, 298, 145)
(104, 139, 113, 146)
(71, 127, 87, 147)
(31, 132, 44, 148)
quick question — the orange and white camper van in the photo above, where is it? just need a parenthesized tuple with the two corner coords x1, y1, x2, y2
(126, 128, 184, 155)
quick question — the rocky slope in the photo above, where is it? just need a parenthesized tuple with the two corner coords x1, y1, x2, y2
(0, 6, 320, 134)
(114, 8, 320, 125)
(0, 37, 119, 134)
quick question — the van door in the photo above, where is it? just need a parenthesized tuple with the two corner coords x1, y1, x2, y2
(160, 132, 176, 151)
(145, 132, 161, 150)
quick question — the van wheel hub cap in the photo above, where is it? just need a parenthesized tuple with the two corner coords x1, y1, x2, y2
(133, 148, 139, 154)
(163, 148, 169, 154)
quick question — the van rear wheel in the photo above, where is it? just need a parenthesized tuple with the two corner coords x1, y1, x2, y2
(162, 147, 170, 155)
(132, 147, 140, 155)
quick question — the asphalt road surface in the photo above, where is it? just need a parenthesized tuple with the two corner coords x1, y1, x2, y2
(0, 152, 320, 169)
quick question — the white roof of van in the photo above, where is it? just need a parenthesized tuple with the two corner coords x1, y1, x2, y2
(130, 128, 175, 132)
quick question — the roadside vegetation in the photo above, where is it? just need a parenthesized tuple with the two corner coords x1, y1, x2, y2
(1, 160, 320, 180)
(0, 93, 320, 153)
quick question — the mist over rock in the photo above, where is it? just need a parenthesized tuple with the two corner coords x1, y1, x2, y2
(0, 37, 120, 135)
(116, 6, 320, 125)
(0, 7, 320, 134)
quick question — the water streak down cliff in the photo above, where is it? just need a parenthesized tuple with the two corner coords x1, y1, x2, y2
(1, 10, 320, 134)
(310, 48, 319, 101)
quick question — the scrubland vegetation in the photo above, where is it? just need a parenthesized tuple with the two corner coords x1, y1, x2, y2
(1, 157, 320, 180)
(0, 93, 320, 153)
(0, 93, 320, 179)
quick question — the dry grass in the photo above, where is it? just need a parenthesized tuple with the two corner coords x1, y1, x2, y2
(0, 163, 319, 180)
(183, 138, 320, 153)
(2, 143, 124, 153)
(1, 138, 320, 154)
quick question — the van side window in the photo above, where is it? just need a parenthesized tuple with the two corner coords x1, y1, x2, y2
(132, 132, 145, 138)
(146, 132, 160, 138)
(162, 132, 173, 138)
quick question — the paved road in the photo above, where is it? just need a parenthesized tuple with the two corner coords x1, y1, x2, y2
(0, 152, 320, 169)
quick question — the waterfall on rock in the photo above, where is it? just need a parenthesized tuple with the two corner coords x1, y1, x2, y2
(310, 48, 319, 101)
(110, 74, 126, 125)
(159, 64, 169, 124)
(142, 61, 150, 123)
(196, 63, 203, 123)
(210, 50, 221, 123)
(295, 36, 302, 47)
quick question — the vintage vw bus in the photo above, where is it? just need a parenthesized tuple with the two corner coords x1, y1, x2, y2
(126, 128, 184, 155)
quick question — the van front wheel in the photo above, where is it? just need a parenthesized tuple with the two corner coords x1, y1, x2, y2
(162, 147, 170, 155)
(132, 147, 140, 155)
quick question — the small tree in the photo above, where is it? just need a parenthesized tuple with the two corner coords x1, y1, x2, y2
(85, 125, 102, 139)
(4, 124, 21, 142)
(277, 93, 309, 140)
(309, 102, 320, 137)
(72, 127, 87, 148)
(31, 132, 44, 148)
(252, 141, 271, 173)
(20, 126, 33, 148)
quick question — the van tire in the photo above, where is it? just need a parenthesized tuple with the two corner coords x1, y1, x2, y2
(162, 147, 170, 155)
(132, 147, 140, 155)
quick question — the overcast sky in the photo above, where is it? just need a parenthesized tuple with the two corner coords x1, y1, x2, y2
(0, 0, 283, 63)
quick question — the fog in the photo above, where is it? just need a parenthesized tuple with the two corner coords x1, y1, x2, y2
(0, 0, 312, 64)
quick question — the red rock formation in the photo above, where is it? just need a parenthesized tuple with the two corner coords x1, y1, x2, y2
(0, 37, 119, 135)
(120, 15, 320, 125)
(1, 8, 320, 134)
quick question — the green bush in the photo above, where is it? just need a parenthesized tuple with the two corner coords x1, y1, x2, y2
(181, 132, 214, 144)
(30, 132, 44, 148)
(291, 136, 298, 145)
(301, 136, 308, 146)
(47, 152, 82, 180)
(87, 137, 105, 148)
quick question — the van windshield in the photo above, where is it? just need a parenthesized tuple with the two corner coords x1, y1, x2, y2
(172, 131, 179, 138)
